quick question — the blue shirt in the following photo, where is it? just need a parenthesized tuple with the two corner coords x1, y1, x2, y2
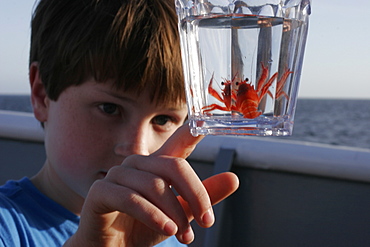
(0, 177, 185, 247)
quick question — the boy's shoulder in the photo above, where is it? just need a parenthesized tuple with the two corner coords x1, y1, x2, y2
(0, 177, 49, 210)
(0, 178, 26, 195)
(0, 177, 79, 246)
(0, 178, 29, 209)
(0, 178, 38, 246)
(0, 177, 79, 221)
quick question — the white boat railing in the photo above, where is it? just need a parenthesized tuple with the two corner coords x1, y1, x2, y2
(0, 110, 44, 142)
(190, 135, 370, 183)
(1, 109, 370, 183)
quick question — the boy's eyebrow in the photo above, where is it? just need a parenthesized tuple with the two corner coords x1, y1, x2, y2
(97, 88, 137, 103)
(96, 87, 186, 111)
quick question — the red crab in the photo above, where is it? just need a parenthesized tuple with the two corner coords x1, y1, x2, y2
(202, 63, 293, 119)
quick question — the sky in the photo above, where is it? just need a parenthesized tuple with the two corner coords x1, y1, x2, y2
(0, 0, 369, 99)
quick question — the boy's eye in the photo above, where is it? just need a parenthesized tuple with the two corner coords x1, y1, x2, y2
(152, 115, 173, 126)
(98, 103, 119, 115)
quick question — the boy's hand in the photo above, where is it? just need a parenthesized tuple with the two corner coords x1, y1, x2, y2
(65, 125, 239, 247)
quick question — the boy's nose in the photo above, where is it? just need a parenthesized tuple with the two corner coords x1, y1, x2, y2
(113, 125, 150, 157)
(114, 141, 149, 157)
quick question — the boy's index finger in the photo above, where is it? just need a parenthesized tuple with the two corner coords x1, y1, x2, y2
(154, 124, 204, 159)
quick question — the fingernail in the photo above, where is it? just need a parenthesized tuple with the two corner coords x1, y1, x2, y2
(164, 221, 177, 236)
(179, 226, 194, 244)
(202, 208, 215, 227)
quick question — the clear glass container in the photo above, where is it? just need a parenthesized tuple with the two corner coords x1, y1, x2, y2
(175, 0, 311, 136)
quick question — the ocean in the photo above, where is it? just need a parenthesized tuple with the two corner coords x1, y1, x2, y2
(1, 95, 370, 150)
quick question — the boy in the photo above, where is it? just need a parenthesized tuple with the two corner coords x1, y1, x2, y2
(0, 0, 238, 246)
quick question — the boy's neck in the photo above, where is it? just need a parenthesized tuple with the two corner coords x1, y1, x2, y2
(31, 161, 85, 215)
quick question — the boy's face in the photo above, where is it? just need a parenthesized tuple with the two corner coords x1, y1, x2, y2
(42, 79, 188, 199)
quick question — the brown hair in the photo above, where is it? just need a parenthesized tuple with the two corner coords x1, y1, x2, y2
(30, 0, 184, 105)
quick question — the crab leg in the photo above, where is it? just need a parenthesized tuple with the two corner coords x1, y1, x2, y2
(207, 74, 224, 103)
(276, 68, 293, 100)
(259, 72, 278, 100)
(256, 62, 269, 92)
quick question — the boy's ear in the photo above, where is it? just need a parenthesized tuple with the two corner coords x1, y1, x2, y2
(29, 62, 49, 123)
